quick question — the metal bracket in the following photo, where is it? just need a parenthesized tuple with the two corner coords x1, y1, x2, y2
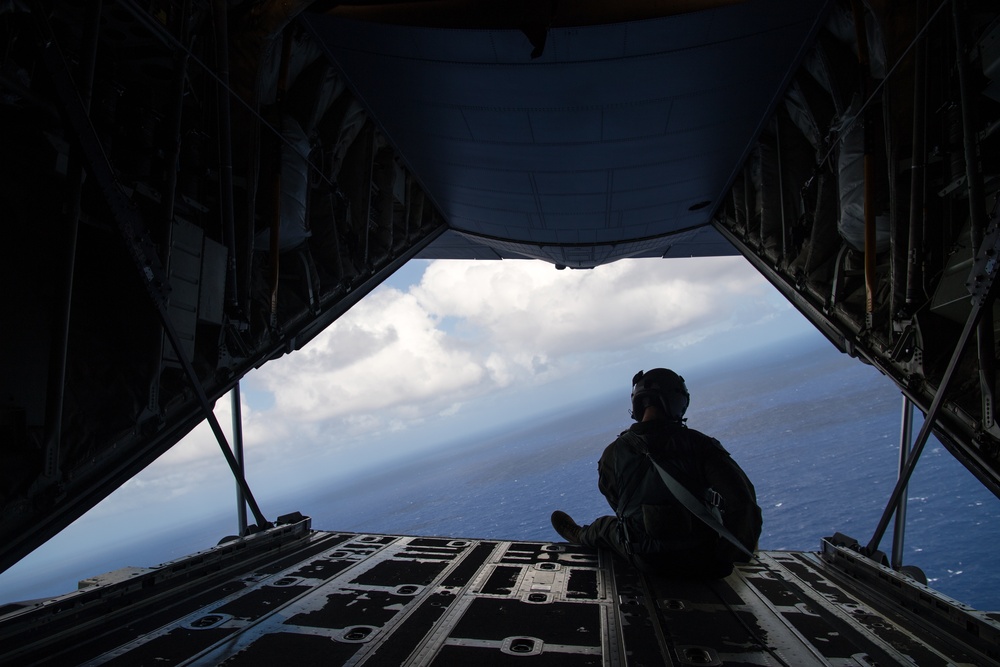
(966, 213, 1000, 306)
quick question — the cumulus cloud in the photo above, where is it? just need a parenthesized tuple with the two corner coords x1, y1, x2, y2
(247, 256, 780, 441)
(139, 385, 298, 490)
(156, 396, 239, 467)
(413, 256, 763, 356)
(254, 287, 485, 422)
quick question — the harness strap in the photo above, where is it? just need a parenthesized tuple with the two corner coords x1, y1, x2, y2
(611, 434, 644, 563)
(643, 452, 754, 560)
(620, 431, 755, 561)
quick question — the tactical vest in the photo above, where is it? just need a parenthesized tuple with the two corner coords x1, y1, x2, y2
(611, 424, 762, 577)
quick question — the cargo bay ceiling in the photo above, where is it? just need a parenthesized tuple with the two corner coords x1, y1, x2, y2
(308, 0, 828, 267)
(4, 0, 1000, 575)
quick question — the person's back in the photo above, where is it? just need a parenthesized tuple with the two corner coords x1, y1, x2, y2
(551, 368, 762, 579)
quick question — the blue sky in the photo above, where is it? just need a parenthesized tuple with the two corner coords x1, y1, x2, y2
(0, 255, 820, 602)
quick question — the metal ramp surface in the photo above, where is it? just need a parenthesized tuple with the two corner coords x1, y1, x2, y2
(1, 517, 997, 666)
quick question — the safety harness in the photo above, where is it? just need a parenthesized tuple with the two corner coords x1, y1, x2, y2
(613, 429, 755, 562)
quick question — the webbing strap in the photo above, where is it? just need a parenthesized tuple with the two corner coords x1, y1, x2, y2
(618, 430, 755, 561)
(643, 453, 755, 560)
(612, 437, 642, 561)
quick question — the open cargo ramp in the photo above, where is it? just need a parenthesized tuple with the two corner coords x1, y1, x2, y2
(1, 517, 997, 666)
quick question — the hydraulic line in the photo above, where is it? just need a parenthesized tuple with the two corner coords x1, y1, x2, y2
(813, 0, 950, 177)
(905, 0, 927, 307)
(163, 1, 192, 227)
(327, 189, 346, 280)
(269, 32, 294, 328)
(212, 0, 240, 314)
(775, 115, 788, 263)
(116, 0, 329, 187)
(41, 0, 101, 481)
(364, 128, 377, 269)
(951, 0, 996, 432)
(744, 162, 753, 241)
(849, 0, 877, 328)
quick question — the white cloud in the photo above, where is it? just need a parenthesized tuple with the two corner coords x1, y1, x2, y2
(254, 286, 485, 422)
(413, 256, 765, 357)
(243, 256, 782, 444)
(156, 396, 238, 467)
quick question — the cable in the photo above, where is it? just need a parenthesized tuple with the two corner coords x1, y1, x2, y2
(814, 0, 951, 172)
(117, 0, 337, 189)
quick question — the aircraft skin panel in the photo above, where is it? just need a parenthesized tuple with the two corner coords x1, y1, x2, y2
(304, 0, 829, 250)
(1, 518, 996, 666)
(416, 225, 739, 265)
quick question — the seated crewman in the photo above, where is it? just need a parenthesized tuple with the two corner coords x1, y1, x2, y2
(551, 368, 762, 578)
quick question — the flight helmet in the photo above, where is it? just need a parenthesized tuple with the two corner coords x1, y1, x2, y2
(631, 368, 689, 421)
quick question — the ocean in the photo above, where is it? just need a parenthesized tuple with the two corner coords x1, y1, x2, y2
(2, 335, 998, 612)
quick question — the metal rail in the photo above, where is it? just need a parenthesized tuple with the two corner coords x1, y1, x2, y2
(890, 396, 914, 570)
(232, 383, 248, 536)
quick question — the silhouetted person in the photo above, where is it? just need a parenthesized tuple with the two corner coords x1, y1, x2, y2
(552, 368, 762, 578)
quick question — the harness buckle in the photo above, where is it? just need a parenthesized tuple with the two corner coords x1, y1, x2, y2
(616, 514, 634, 557)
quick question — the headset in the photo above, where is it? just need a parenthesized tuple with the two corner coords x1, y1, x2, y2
(630, 368, 689, 421)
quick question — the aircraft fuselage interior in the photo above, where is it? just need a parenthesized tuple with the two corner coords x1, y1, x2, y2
(2, 1, 999, 664)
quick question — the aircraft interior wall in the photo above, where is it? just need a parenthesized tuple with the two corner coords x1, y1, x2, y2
(0, 0, 447, 574)
(714, 0, 1000, 500)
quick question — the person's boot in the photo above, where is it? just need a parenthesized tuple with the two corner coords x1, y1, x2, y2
(550, 510, 582, 544)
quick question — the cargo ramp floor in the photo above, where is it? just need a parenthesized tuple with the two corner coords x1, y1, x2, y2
(1, 516, 997, 666)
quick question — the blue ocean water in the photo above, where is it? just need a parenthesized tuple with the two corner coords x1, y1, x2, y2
(300, 336, 1000, 611)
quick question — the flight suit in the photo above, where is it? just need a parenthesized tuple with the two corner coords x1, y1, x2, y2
(577, 419, 761, 578)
